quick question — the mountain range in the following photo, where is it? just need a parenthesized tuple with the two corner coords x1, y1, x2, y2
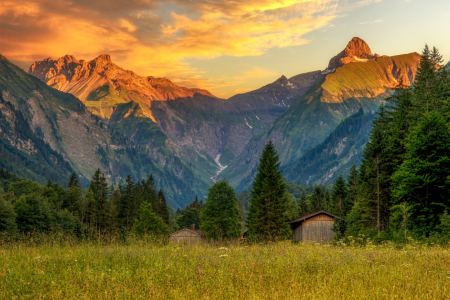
(0, 37, 422, 207)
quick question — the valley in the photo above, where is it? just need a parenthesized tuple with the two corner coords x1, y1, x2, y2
(1, 37, 421, 206)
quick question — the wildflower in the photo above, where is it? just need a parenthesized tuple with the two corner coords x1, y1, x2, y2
(219, 255, 228, 257)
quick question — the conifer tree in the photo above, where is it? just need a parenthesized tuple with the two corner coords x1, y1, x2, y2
(157, 189, 170, 225)
(88, 169, 109, 234)
(68, 172, 79, 188)
(310, 186, 324, 212)
(356, 106, 391, 233)
(414, 44, 438, 114)
(392, 111, 450, 234)
(200, 180, 241, 241)
(297, 190, 308, 217)
(143, 174, 158, 212)
(332, 174, 348, 217)
(346, 164, 359, 208)
(247, 141, 289, 241)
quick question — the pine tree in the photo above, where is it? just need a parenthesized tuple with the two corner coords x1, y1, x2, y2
(414, 44, 439, 114)
(200, 180, 241, 241)
(157, 189, 170, 225)
(356, 106, 391, 233)
(391, 111, 450, 235)
(177, 208, 201, 229)
(332, 174, 348, 217)
(68, 172, 79, 189)
(297, 190, 308, 217)
(117, 175, 135, 232)
(310, 186, 324, 212)
(346, 164, 359, 209)
(247, 141, 289, 241)
(143, 174, 158, 213)
(88, 169, 109, 234)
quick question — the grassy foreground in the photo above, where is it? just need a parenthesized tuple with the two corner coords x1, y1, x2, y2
(1, 239, 449, 299)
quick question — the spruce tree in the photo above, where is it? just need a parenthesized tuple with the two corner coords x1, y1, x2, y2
(247, 141, 289, 241)
(297, 190, 308, 217)
(68, 172, 79, 188)
(310, 186, 324, 212)
(157, 189, 170, 225)
(88, 169, 109, 234)
(346, 164, 359, 208)
(392, 111, 450, 234)
(356, 106, 391, 232)
(332, 174, 348, 217)
(200, 180, 241, 241)
(414, 44, 438, 114)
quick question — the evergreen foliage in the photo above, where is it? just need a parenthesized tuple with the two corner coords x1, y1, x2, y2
(345, 45, 450, 238)
(200, 180, 241, 241)
(247, 141, 289, 241)
(132, 201, 169, 237)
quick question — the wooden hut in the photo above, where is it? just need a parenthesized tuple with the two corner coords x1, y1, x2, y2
(289, 211, 340, 243)
(169, 226, 249, 244)
(169, 225, 203, 245)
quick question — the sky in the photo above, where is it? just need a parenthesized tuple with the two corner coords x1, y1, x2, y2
(1, 0, 449, 98)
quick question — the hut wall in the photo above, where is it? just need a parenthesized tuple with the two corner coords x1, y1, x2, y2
(302, 214, 335, 243)
(169, 229, 202, 245)
(292, 224, 302, 241)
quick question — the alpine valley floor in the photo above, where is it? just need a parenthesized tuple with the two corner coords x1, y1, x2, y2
(1, 240, 449, 299)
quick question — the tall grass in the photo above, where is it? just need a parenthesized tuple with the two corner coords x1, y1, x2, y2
(1, 237, 449, 299)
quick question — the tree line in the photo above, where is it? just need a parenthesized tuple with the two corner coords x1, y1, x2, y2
(0, 168, 171, 238)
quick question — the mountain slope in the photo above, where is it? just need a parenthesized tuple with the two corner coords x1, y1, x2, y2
(219, 39, 420, 191)
(29, 55, 327, 179)
(282, 108, 375, 185)
(1, 54, 209, 207)
(28, 54, 215, 119)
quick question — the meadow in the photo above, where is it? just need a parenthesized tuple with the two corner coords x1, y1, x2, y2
(1, 237, 449, 299)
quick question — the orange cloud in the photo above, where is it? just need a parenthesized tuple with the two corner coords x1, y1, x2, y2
(0, 0, 371, 96)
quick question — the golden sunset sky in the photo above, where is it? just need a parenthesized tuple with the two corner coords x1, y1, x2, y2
(1, 0, 449, 98)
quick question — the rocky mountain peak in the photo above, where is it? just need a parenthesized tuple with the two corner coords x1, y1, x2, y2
(94, 54, 112, 63)
(28, 54, 215, 109)
(326, 37, 378, 71)
(344, 37, 373, 58)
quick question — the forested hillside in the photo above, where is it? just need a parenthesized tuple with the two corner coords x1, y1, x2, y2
(0, 54, 209, 207)
(282, 109, 376, 185)
(219, 51, 420, 191)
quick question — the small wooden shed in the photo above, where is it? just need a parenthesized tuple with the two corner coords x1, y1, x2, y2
(169, 226, 248, 244)
(289, 211, 340, 243)
(169, 226, 203, 245)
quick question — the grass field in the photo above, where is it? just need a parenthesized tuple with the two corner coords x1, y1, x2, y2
(1, 238, 449, 299)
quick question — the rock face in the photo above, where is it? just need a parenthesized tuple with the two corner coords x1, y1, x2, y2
(28, 54, 326, 182)
(22, 37, 422, 203)
(29, 54, 215, 116)
(219, 48, 421, 191)
(2, 54, 209, 208)
(326, 37, 378, 71)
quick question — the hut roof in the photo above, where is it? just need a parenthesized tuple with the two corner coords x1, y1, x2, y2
(289, 211, 340, 226)
(170, 228, 248, 236)
(169, 228, 203, 236)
